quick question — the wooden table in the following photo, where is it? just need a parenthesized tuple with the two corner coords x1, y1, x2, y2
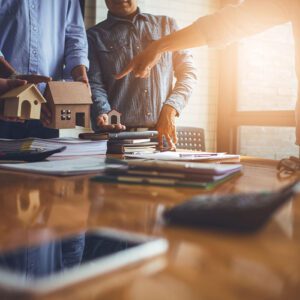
(0, 157, 299, 300)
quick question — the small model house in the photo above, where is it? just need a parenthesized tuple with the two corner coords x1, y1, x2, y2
(44, 81, 92, 129)
(0, 84, 46, 119)
(107, 109, 122, 125)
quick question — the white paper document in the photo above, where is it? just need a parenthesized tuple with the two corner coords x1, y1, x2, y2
(125, 151, 240, 161)
(0, 157, 119, 176)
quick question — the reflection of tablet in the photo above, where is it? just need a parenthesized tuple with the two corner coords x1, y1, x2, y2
(0, 228, 168, 295)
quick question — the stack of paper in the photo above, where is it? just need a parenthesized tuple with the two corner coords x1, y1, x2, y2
(125, 151, 240, 162)
(107, 139, 157, 154)
(0, 138, 107, 157)
(92, 160, 243, 189)
(0, 157, 123, 176)
(105, 131, 158, 154)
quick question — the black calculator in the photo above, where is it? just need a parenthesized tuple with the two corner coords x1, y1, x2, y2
(163, 181, 299, 232)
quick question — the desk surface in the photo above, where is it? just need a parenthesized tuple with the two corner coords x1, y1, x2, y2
(0, 157, 299, 300)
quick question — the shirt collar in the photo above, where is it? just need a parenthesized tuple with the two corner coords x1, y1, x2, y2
(105, 7, 148, 28)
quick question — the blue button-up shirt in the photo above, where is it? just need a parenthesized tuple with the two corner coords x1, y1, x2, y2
(87, 9, 197, 130)
(0, 0, 89, 80)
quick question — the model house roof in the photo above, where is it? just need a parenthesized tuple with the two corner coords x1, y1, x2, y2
(0, 84, 46, 103)
(108, 109, 122, 115)
(44, 82, 92, 105)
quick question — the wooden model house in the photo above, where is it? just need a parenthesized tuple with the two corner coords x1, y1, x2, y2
(44, 81, 92, 129)
(107, 109, 122, 125)
(0, 84, 46, 119)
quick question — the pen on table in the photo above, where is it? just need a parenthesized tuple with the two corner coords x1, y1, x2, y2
(179, 153, 219, 157)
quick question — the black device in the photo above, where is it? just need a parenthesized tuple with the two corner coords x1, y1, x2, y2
(163, 181, 299, 232)
(0, 146, 66, 162)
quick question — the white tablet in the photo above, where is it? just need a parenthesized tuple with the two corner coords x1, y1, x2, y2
(0, 228, 168, 295)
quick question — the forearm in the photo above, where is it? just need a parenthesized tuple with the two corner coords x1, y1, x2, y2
(90, 81, 111, 129)
(165, 78, 196, 115)
(151, 0, 291, 55)
(153, 24, 207, 55)
(166, 52, 197, 114)
(64, 0, 89, 77)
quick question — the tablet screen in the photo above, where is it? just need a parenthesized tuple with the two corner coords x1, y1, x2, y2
(0, 229, 167, 293)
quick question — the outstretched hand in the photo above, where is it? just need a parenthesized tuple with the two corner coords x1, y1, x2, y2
(96, 114, 126, 132)
(115, 42, 162, 79)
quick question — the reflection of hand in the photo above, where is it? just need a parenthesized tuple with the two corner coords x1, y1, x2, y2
(115, 41, 161, 79)
(0, 78, 27, 122)
(156, 105, 178, 150)
(14, 74, 52, 84)
(96, 114, 126, 132)
(41, 104, 52, 127)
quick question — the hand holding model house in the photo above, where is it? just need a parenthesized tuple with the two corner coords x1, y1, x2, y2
(0, 57, 51, 122)
(0, 58, 93, 130)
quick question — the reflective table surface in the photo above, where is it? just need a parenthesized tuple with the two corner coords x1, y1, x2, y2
(0, 157, 299, 299)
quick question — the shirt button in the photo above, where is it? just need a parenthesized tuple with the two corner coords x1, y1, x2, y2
(31, 5, 35, 9)
(147, 112, 151, 116)
(137, 46, 140, 50)
(144, 89, 148, 94)
(33, 26, 37, 31)
(33, 50, 37, 55)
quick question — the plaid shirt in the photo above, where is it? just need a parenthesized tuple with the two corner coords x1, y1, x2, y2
(87, 8, 197, 130)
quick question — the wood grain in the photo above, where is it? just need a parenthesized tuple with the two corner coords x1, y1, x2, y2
(0, 157, 299, 299)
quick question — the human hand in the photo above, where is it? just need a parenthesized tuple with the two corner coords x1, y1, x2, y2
(115, 41, 162, 79)
(0, 57, 17, 78)
(156, 105, 178, 151)
(40, 104, 52, 127)
(96, 114, 126, 132)
(0, 78, 27, 122)
(0, 78, 27, 94)
(14, 74, 52, 84)
(72, 65, 89, 84)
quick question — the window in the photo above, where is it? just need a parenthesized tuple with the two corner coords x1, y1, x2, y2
(218, 23, 299, 159)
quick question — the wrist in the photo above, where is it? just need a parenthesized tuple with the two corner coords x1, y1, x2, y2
(73, 75, 86, 82)
(155, 37, 170, 54)
(163, 104, 178, 117)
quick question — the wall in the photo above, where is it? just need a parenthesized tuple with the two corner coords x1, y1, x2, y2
(84, 0, 221, 151)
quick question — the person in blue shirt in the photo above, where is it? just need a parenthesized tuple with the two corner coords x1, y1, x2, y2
(87, 0, 197, 150)
(0, 0, 89, 139)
